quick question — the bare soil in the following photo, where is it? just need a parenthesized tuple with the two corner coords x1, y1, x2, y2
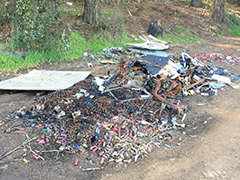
(0, 1, 240, 180)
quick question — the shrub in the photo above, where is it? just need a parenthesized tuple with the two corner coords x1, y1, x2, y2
(228, 14, 240, 36)
(5, 0, 63, 51)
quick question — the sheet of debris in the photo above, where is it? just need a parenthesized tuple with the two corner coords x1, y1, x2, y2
(125, 35, 169, 51)
(1, 47, 240, 169)
(0, 70, 91, 91)
(125, 41, 169, 51)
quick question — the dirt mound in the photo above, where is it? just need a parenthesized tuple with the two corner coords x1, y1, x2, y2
(115, 1, 214, 37)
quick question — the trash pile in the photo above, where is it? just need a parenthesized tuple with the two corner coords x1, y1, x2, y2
(82, 34, 170, 65)
(8, 49, 240, 166)
(83, 47, 125, 64)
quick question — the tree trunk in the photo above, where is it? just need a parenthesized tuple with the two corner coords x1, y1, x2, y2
(212, 0, 226, 23)
(190, 0, 203, 7)
(83, 0, 101, 26)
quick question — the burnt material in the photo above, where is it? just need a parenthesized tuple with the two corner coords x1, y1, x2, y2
(147, 20, 164, 37)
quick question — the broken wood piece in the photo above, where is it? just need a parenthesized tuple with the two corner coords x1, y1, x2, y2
(100, 60, 116, 64)
(152, 78, 171, 104)
(82, 167, 103, 171)
(26, 145, 45, 161)
(0, 136, 37, 161)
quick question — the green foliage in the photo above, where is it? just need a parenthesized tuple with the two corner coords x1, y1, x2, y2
(99, 6, 125, 38)
(0, 50, 64, 72)
(227, 14, 240, 36)
(62, 5, 83, 16)
(0, 1, 13, 22)
(64, 31, 138, 60)
(228, 14, 240, 26)
(0, 30, 139, 72)
(0, 53, 23, 71)
(158, 26, 201, 44)
(186, 0, 192, 5)
(6, 0, 63, 51)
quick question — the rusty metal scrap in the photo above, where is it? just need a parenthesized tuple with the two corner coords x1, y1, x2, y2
(151, 77, 182, 105)
(182, 78, 205, 91)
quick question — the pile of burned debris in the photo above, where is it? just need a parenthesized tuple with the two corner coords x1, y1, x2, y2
(3, 48, 240, 166)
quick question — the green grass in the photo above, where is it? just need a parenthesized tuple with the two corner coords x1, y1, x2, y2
(0, 54, 24, 72)
(186, 0, 191, 5)
(227, 14, 240, 36)
(0, 50, 64, 72)
(157, 26, 201, 44)
(0, 31, 139, 72)
(63, 31, 139, 60)
(228, 25, 240, 36)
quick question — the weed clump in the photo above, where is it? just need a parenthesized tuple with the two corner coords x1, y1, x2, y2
(157, 25, 201, 44)
(227, 14, 240, 36)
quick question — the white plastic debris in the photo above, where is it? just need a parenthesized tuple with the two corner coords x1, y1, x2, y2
(83, 52, 88, 57)
(66, 2, 73, 5)
(212, 74, 231, 84)
(95, 77, 105, 92)
(88, 63, 93, 68)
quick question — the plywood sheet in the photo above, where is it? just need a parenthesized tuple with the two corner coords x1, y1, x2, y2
(0, 70, 91, 91)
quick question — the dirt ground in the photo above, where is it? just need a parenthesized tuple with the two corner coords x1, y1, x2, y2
(0, 1, 240, 180)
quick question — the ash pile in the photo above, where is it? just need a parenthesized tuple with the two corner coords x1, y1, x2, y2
(8, 50, 240, 166)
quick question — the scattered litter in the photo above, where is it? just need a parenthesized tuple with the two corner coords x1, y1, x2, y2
(74, 159, 78, 166)
(83, 52, 88, 57)
(212, 75, 231, 84)
(100, 60, 116, 64)
(195, 53, 240, 65)
(104, 47, 124, 53)
(165, 144, 172, 148)
(66, 2, 73, 6)
(33, 155, 38, 160)
(209, 82, 225, 89)
(230, 83, 240, 89)
(88, 63, 93, 68)
(128, 48, 169, 57)
(126, 41, 169, 51)
(38, 140, 45, 144)
(0, 164, 8, 170)
(82, 167, 103, 171)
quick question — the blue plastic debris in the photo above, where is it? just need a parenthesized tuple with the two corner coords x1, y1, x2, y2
(209, 82, 226, 89)
(128, 48, 169, 57)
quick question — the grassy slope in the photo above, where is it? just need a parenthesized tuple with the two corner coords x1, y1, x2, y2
(0, 1, 239, 72)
